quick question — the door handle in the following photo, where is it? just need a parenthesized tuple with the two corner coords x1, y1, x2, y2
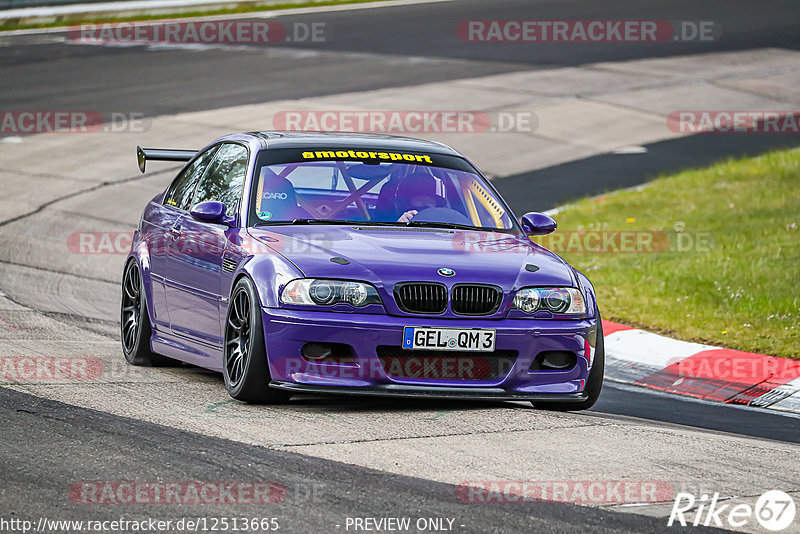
(169, 227, 182, 239)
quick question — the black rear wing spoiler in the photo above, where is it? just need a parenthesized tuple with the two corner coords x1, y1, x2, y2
(137, 145, 197, 173)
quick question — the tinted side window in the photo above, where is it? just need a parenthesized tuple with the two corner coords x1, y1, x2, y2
(163, 146, 219, 211)
(191, 143, 248, 217)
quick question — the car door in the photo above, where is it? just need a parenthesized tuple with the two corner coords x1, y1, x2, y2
(165, 142, 248, 346)
(144, 145, 219, 331)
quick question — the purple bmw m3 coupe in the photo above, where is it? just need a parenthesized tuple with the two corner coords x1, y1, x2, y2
(122, 132, 603, 410)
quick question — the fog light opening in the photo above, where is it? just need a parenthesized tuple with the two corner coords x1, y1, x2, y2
(301, 342, 356, 364)
(530, 351, 577, 371)
(301, 343, 333, 361)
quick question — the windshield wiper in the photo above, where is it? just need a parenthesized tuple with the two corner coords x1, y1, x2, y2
(255, 219, 499, 231)
(256, 219, 404, 226)
(255, 218, 354, 226)
(291, 218, 355, 225)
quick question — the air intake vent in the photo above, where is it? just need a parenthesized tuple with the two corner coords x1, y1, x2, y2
(451, 284, 502, 315)
(377, 346, 518, 381)
(222, 258, 237, 273)
(394, 282, 447, 314)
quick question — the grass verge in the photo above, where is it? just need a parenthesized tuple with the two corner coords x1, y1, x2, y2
(0, 0, 379, 32)
(536, 147, 800, 359)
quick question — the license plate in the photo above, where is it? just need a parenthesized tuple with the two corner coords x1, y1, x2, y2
(402, 327, 496, 352)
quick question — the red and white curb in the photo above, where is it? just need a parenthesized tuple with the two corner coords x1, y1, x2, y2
(601, 320, 800, 414)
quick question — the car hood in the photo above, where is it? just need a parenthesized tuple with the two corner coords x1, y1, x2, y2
(248, 225, 576, 289)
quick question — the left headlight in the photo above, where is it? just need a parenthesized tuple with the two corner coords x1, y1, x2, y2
(512, 287, 586, 316)
(280, 279, 382, 308)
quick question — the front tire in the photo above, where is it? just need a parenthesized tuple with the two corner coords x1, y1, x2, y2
(534, 318, 605, 411)
(121, 260, 175, 366)
(223, 277, 291, 404)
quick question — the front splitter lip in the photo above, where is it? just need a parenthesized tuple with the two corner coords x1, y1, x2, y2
(269, 381, 588, 402)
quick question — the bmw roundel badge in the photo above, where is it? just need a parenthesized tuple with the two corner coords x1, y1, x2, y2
(438, 267, 455, 277)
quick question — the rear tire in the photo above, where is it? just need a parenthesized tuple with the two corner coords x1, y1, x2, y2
(223, 277, 291, 404)
(121, 260, 176, 367)
(533, 318, 605, 411)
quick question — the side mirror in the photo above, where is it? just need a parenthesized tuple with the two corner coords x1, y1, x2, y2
(190, 201, 231, 226)
(521, 212, 557, 236)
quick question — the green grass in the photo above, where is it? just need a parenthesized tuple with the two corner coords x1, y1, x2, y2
(535, 148, 800, 359)
(0, 0, 379, 32)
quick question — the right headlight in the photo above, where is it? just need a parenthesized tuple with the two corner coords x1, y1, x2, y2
(512, 287, 585, 316)
(280, 279, 382, 308)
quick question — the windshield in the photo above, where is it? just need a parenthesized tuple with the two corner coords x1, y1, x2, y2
(249, 151, 516, 231)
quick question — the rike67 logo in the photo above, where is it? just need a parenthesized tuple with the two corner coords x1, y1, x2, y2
(669, 490, 796, 531)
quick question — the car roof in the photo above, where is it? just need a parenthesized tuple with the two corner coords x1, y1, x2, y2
(241, 131, 464, 157)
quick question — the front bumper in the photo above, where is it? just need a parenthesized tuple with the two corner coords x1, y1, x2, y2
(261, 308, 598, 399)
(270, 382, 589, 402)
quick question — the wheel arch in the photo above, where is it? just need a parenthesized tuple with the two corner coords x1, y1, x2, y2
(237, 253, 303, 309)
(574, 269, 599, 320)
(124, 249, 157, 327)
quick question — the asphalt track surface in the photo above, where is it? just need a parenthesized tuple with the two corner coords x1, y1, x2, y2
(0, 387, 729, 534)
(1, 0, 799, 118)
(497, 132, 800, 213)
(1, 0, 800, 532)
